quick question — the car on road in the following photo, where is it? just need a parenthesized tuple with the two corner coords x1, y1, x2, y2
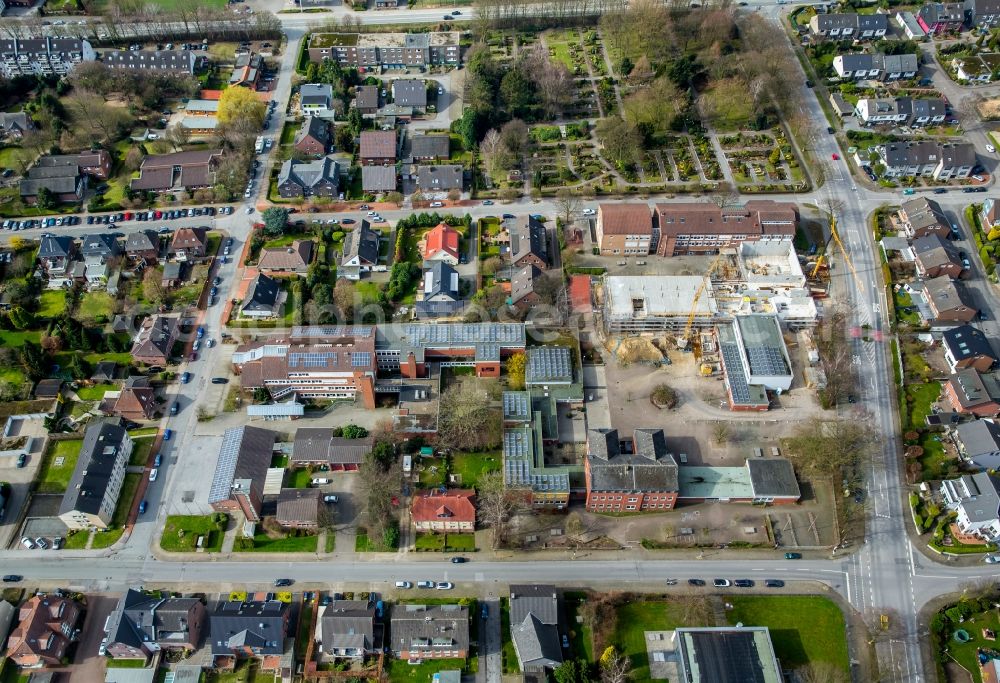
(342, 218, 356, 225)
(395, 581, 412, 588)
(451, 557, 467, 564)
(138, 500, 147, 515)
(482, 200, 494, 205)
(582, 208, 596, 215)
(163, 429, 173, 441)
(154, 453, 162, 467)
(482, 604, 488, 619)
(765, 579, 785, 588)
(688, 579, 706, 586)
(784, 552, 801, 559)
(933, 188, 947, 194)
(274, 578, 293, 587)
(149, 468, 158, 482)
(827, 126, 835, 134)
(171, 402, 179, 415)
(436, 582, 454, 590)
(180, 372, 191, 384)
(197, 326, 205, 339)
(988, 144, 996, 153)
(98, 639, 108, 656)
(713, 579, 730, 587)
(211, 377, 229, 384)
(323, 495, 339, 503)
(2, 575, 22, 582)
(831, 153, 839, 160)
(562, 634, 570, 648)
(985, 555, 1000, 564)
(16, 453, 26, 468)
(734, 579, 754, 588)
(417, 580, 435, 589)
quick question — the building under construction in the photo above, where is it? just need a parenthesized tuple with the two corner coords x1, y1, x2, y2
(602, 276, 717, 334)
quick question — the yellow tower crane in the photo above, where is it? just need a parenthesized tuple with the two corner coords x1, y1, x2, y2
(676, 251, 726, 351)
(811, 210, 864, 294)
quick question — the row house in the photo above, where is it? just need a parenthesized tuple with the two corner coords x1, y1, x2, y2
(876, 141, 976, 180)
(854, 97, 947, 126)
(102, 49, 197, 74)
(809, 12, 889, 38)
(307, 32, 460, 69)
(833, 52, 920, 81)
(918, 2, 966, 33)
(0, 37, 95, 78)
(967, 0, 1000, 27)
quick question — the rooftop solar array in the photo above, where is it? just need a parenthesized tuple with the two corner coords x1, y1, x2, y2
(720, 341, 754, 406)
(288, 352, 338, 368)
(291, 326, 374, 338)
(209, 427, 245, 503)
(389, 323, 526, 347)
(526, 346, 573, 384)
(744, 346, 788, 377)
(476, 343, 500, 362)
(502, 391, 531, 422)
(351, 352, 372, 367)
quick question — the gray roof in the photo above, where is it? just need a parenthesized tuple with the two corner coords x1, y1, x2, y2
(38, 235, 74, 259)
(292, 429, 373, 465)
(276, 487, 321, 525)
(210, 601, 287, 656)
(243, 273, 280, 312)
(914, 233, 961, 270)
(0, 112, 31, 134)
(912, 98, 947, 119)
(510, 264, 539, 304)
(208, 426, 276, 504)
(391, 78, 427, 107)
(417, 165, 462, 190)
(587, 428, 679, 493)
(0, 601, 14, 653)
(422, 261, 459, 301)
(503, 391, 531, 422)
(58, 418, 129, 517)
(746, 458, 801, 498)
(278, 157, 338, 192)
(389, 604, 469, 655)
(509, 585, 558, 626)
(510, 216, 548, 265)
(102, 49, 196, 73)
(588, 429, 620, 459)
(882, 141, 976, 169)
(509, 585, 561, 669)
(901, 197, 949, 234)
(954, 472, 1000, 524)
(675, 627, 782, 683)
(410, 134, 449, 159)
(526, 346, 572, 384)
(343, 221, 380, 265)
(320, 600, 376, 653)
(355, 85, 379, 110)
(880, 53, 919, 73)
(943, 325, 997, 366)
(80, 233, 121, 258)
(106, 589, 202, 651)
(361, 166, 397, 192)
(300, 83, 333, 107)
(294, 116, 330, 148)
(126, 230, 159, 253)
(958, 420, 1000, 458)
(925, 275, 975, 315)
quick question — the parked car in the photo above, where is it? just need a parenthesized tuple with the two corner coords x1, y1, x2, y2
(784, 552, 801, 559)
(436, 582, 454, 590)
(34, 537, 48, 549)
(713, 579, 731, 587)
(211, 377, 229, 384)
(416, 580, 435, 589)
(20, 537, 34, 549)
(688, 579, 706, 586)
(180, 372, 191, 384)
(986, 555, 1000, 564)
(1, 575, 22, 582)
(734, 579, 754, 588)
(323, 494, 339, 503)
(451, 557, 467, 564)
(138, 500, 147, 515)
(154, 453, 162, 467)
(274, 578, 293, 587)
(764, 579, 785, 588)
(149, 468, 158, 482)
(395, 581, 412, 588)
(163, 429, 172, 441)
(171, 402, 179, 415)
(16, 453, 26, 468)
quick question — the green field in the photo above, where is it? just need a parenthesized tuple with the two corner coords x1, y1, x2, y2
(111, 473, 141, 528)
(160, 515, 226, 553)
(726, 596, 849, 673)
(245, 533, 318, 553)
(287, 468, 312, 489)
(414, 533, 475, 552)
(0, 330, 41, 348)
(452, 451, 501, 488)
(387, 658, 468, 681)
(63, 530, 90, 549)
(37, 439, 84, 493)
(906, 382, 941, 430)
(128, 437, 156, 467)
(91, 528, 124, 548)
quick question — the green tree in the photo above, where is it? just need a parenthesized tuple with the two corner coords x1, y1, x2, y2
(342, 424, 369, 439)
(8, 306, 33, 330)
(35, 186, 55, 211)
(19, 342, 47, 381)
(500, 67, 534, 115)
(456, 108, 483, 150)
(261, 207, 290, 237)
(372, 440, 395, 469)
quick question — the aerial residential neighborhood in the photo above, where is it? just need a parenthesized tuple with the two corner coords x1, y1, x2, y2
(2, 0, 1000, 682)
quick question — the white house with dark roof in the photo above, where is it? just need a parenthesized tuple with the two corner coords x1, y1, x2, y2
(300, 83, 334, 115)
(509, 585, 562, 671)
(956, 420, 1000, 470)
(941, 471, 1000, 540)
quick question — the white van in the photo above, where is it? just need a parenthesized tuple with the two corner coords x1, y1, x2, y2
(395, 581, 412, 589)
(311, 478, 331, 486)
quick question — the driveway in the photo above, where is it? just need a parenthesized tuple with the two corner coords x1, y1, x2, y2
(68, 594, 118, 683)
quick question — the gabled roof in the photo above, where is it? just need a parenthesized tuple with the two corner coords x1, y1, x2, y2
(355, 85, 379, 110)
(58, 417, 129, 517)
(300, 83, 333, 107)
(510, 264, 540, 304)
(276, 487, 321, 525)
(389, 604, 469, 654)
(171, 227, 208, 252)
(422, 223, 460, 261)
(294, 116, 330, 149)
(957, 419, 1000, 457)
(210, 601, 288, 656)
(422, 261, 460, 301)
(360, 130, 396, 160)
(598, 203, 652, 235)
(114, 376, 157, 418)
(208, 426, 277, 504)
(510, 216, 548, 265)
(278, 157, 338, 191)
(943, 325, 997, 365)
(80, 233, 121, 258)
(510, 585, 561, 669)
(106, 589, 202, 651)
(343, 221, 380, 265)
(417, 165, 462, 190)
(259, 240, 314, 272)
(292, 429, 373, 465)
(38, 235, 74, 259)
(586, 428, 679, 493)
(411, 489, 476, 525)
(131, 315, 177, 361)
(746, 458, 801, 499)
(320, 600, 376, 653)
(243, 273, 281, 312)
(126, 230, 159, 254)
(392, 79, 427, 107)
(410, 134, 449, 159)
(361, 166, 396, 192)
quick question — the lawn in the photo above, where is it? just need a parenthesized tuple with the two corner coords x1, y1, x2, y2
(355, 530, 375, 552)
(287, 468, 312, 489)
(906, 382, 941, 430)
(38, 290, 66, 319)
(76, 383, 117, 400)
(613, 601, 680, 680)
(451, 451, 501, 488)
(725, 596, 849, 674)
(355, 281, 382, 305)
(565, 592, 594, 662)
(128, 437, 156, 467)
(244, 533, 318, 553)
(160, 515, 226, 552)
(500, 597, 519, 673)
(325, 532, 336, 553)
(110, 473, 141, 527)
(262, 232, 314, 250)
(387, 658, 468, 681)
(0, 146, 21, 169)
(413, 532, 475, 552)
(37, 439, 84, 493)
(63, 530, 90, 550)
(919, 431, 951, 481)
(90, 528, 124, 549)
(279, 121, 298, 146)
(0, 367, 25, 386)
(77, 292, 116, 322)
(0, 330, 41, 348)
(546, 30, 578, 71)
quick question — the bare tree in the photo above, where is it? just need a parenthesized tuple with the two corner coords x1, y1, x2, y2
(480, 128, 508, 182)
(797, 662, 850, 683)
(438, 377, 502, 450)
(499, 118, 530, 166)
(477, 470, 519, 550)
(599, 646, 630, 683)
(707, 181, 739, 208)
(555, 188, 582, 227)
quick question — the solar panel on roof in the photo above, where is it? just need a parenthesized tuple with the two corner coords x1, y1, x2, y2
(351, 352, 371, 367)
(744, 347, 787, 376)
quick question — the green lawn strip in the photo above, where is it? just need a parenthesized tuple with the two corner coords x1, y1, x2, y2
(411, 531, 475, 552)
(75, 383, 117, 400)
(128, 437, 156, 467)
(110, 473, 142, 528)
(37, 290, 67, 319)
(0, 330, 41, 348)
(500, 597, 519, 673)
(63, 530, 91, 549)
(128, 427, 159, 438)
(287, 468, 312, 488)
(246, 533, 318, 553)
(37, 439, 84, 493)
(387, 658, 468, 681)
(355, 531, 375, 552)
(451, 451, 501, 488)
(0, 367, 24, 385)
(90, 528, 124, 549)
(77, 292, 117, 322)
(355, 281, 382, 304)
(906, 382, 941, 431)
(725, 596, 849, 673)
(324, 532, 336, 553)
(160, 515, 225, 552)
(565, 592, 594, 662)
(105, 659, 150, 668)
